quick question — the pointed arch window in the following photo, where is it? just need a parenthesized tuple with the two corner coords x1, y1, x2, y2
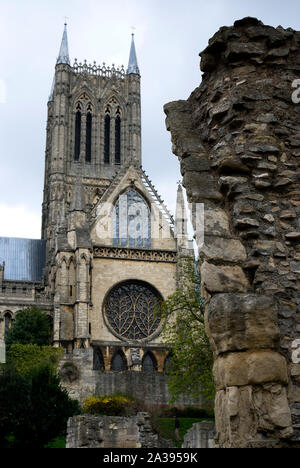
(142, 352, 157, 372)
(93, 347, 105, 371)
(74, 106, 82, 161)
(104, 110, 111, 164)
(85, 111, 92, 163)
(113, 189, 151, 248)
(110, 350, 127, 372)
(4, 312, 12, 336)
(115, 107, 121, 165)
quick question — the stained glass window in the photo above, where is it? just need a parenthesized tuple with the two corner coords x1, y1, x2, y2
(113, 189, 151, 248)
(104, 280, 161, 341)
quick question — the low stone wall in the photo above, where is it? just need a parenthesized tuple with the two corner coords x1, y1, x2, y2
(59, 350, 205, 407)
(182, 421, 215, 448)
(66, 412, 173, 448)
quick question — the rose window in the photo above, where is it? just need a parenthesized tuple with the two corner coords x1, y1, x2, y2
(104, 281, 162, 340)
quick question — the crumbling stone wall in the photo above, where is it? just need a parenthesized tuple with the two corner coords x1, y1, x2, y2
(164, 17, 300, 448)
(182, 421, 215, 448)
(66, 412, 173, 448)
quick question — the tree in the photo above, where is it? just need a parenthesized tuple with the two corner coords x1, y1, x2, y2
(5, 307, 51, 350)
(158, 257, 215, 404)
(0, 363, 80, 448)
(7, 344, 63, 375)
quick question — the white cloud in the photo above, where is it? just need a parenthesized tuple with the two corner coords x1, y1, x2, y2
(0, 204, 41, 239)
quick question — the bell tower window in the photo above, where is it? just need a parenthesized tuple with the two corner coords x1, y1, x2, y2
(74, 107, 82, 161)
(115, 108, 121, 165)
(85, 111, 92, 163)
(104, 111, 110, 164)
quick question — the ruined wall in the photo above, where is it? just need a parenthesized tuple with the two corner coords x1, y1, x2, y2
(66, 413, 173, 448)
(182, 421, 215, 449)
(164, 17, 300, 448)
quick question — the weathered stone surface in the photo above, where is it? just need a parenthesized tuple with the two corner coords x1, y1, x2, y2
(215, 384, 293, 448)
(207, 294, 280, 354)
(66, 413, 174, 448)
(180, 154, 210, 174)
(165, 16, 300, 448)
(200, 236, 247, 263)
(182, 421, 215, 448)
(201, 262, 249, 294)
(204, 208, 231, 236)
(183, 172, 223, 201)
(213, 350, 288, 390)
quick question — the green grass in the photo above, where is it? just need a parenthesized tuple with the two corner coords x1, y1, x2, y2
(44, 436, 66, 448)
(157, 418, 214, 448)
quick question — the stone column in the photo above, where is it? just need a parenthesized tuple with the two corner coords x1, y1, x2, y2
(164, 17, 300, 448)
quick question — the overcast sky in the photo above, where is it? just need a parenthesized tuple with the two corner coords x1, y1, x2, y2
(0, 0, 299, 239)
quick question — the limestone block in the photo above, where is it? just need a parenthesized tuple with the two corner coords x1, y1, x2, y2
(183, 172, 223, 202)
(200, 236, 247, 263)
(207, 293, 280, 354)
(214, 383, 293, 448)
(204, 208, 231, 237)
(213, 350, 288, 390)
(180, 154, 210, 174)
(201, 262, 249, 294)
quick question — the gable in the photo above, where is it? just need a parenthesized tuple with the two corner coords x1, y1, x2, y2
(90, 165, 176, 250)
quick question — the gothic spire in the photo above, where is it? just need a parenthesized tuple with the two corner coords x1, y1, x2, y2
(175, 184, 189, 248)
(48, 74, 55, 102)
(127, 33, 140, 75)
(57, 23, 70, 65)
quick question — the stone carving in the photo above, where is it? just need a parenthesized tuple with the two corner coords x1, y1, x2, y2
(93, 246, 177, 263)
(165, 16, 300, 447)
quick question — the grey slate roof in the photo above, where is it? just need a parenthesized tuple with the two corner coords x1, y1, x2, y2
(0, 237, 46, 282)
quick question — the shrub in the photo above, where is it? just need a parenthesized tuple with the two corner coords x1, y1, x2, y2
(7, 344, 63, 375)
(0, 363, 80, 448)
(158, 406, 214, 419)
(83, 395, 137, 416)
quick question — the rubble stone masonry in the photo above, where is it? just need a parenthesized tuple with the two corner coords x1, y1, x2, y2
(164, 17, 300, 448)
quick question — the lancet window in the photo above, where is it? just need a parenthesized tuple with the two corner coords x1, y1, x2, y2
(104, 107, 111, 164)
(74, 103, 82, 161)
(115, 107, 121, 165)
(110, 350, 127, 372)
(73, 95, 93, 162)
(142, 352, 158, 372)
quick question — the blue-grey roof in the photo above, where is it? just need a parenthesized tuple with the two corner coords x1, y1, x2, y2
(0, 237, 46, 282)
(127, 34, 140, 75)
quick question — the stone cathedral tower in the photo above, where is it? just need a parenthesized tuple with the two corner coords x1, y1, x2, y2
(0, 25, 194, 404)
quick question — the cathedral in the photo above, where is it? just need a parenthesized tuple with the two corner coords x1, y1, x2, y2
(0, 25, 194, 403)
